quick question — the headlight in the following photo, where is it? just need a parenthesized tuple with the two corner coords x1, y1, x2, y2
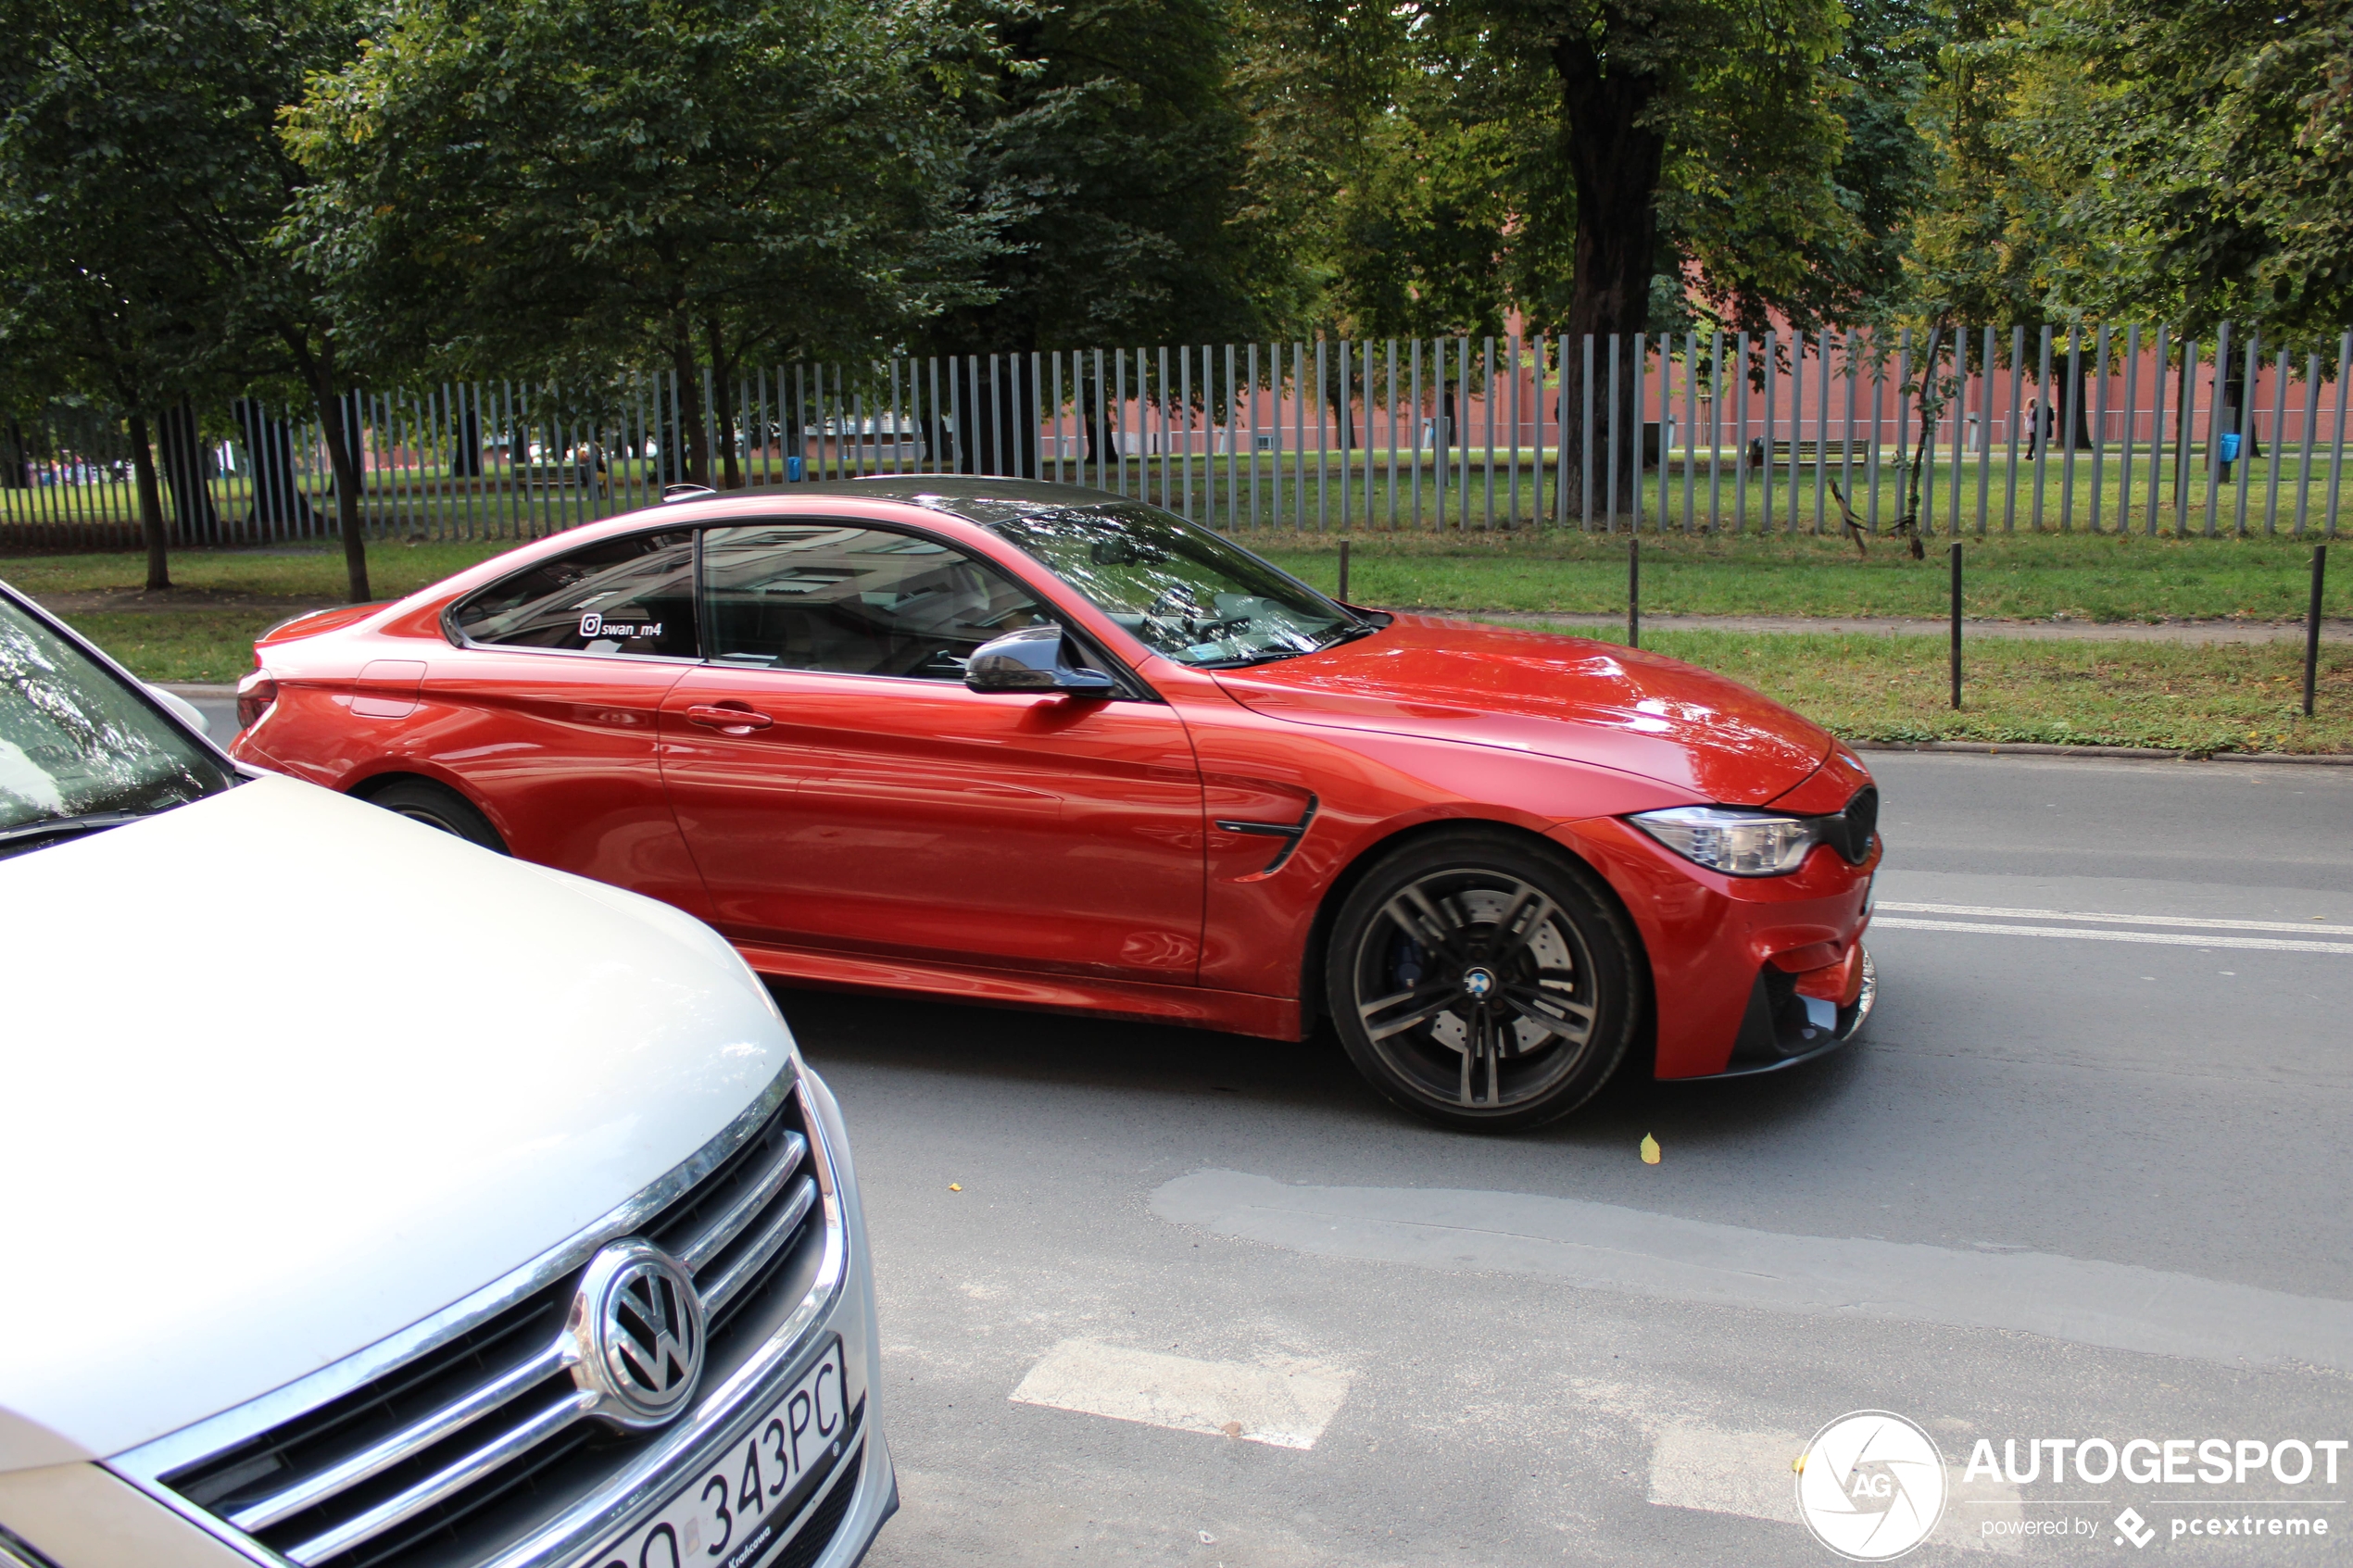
(1629, 805, 1825, 876)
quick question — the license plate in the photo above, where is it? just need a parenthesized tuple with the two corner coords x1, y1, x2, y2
(581, 1336, 860, 1568)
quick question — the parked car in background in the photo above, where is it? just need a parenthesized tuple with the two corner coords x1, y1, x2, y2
(231, 478, 1879, 1132)
(0, 581, 894, 1568)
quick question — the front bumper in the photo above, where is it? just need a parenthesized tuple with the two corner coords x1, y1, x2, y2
(74, 1067, 894, 1568)
(1552, 815, 1880, 1079)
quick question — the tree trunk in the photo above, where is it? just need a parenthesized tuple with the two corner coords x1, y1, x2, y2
(670, 323, 710, 486)
(1551, 35, 1667, 521)
(704, 320, 742, 488)
(1, 418, 29, 489)
(449, 389, 484, 478)
(288, 339, 371, 603)
(127, 411, 170, 591)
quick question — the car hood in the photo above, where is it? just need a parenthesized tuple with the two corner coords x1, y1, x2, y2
(1212, 615, 1831, 806)
(0, 775, 792, 1463)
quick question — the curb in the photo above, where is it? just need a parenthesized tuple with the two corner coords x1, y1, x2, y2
(159, 683, 237, 698)
(1846, 739, 2353, 765)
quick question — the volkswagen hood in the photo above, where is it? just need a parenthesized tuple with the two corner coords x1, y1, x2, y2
(1212, 615, 1832, 806)
(0, 774, 794, 1463)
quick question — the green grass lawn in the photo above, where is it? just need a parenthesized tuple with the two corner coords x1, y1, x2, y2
(1622, 629, 2352, 755)
(9, 528, 2349, 752)
(1260, 529, 2347, 623)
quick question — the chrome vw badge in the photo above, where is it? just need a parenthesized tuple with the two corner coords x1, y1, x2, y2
(567, 1241, 707, 1429)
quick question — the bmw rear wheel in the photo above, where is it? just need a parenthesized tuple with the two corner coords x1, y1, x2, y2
(363, 778, 510, 855)
(1327, 832, 1641, 1131)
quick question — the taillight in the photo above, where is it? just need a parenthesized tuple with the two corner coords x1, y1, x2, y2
(235, 669, 278, 732)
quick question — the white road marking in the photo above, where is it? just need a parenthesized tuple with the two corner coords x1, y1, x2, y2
(1870, 917, 2353, 955)
(1877, 900, 2353, 937)
(1009, 1339, 1352, 1450)
(1648, 1423, 2023, 1554)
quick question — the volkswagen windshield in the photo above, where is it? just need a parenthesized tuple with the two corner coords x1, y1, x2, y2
(0, 586, 236, 859)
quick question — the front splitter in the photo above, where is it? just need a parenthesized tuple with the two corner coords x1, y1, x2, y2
(1677, 947, 1877, 1081)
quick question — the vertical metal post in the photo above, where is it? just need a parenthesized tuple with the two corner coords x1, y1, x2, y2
(1315, 338, 1329, 531)
(2331, 332, 2353, 537)
(2176, 335, 2199, 527)
(1410, 339, 1422, 530)
(1628, 537, 1640, 648)
(1246, 344, 1260, 525)
(1292, 342, 1307, 528)
(2296, 352, 2322, 536)
(1732, 332, 1749, 533)
(1841, 332, 1858, 533)
(2266, 345, 2291, 534)
(1659, 330, 1674, 531)
(1458, 336, 1473, 531)
(2204, 323, 2230, 534)
(1581, 335, 1595, 530)
(1790, 330, 1806, 534)
(1759, 331, 1776, 530)
(1556, 334, 1571, 529)
(2145, 329, 2170, 534)
(2089, 325, 2110, 533)
(2031, 326, 2054, 530)
(1868, 333, 1887, 531)
(1629, 333, 1644, 533)
(1606, 334, 1623, 531)
(1707, 332, 1724, 534)
(2234, 332, 2259, 535)
(1387, 339, 1400, 530)
(2119, 327, 2140, 532)
(1339, 538, 1352, 603)
(1684, 332, 1700, 533)
(1947, 332, 1968, 537)
(1950, 543, 1963, 709)
(1481, 335, 1496, 529)
(2307, 545, 2327, 716)
(2004, 327, 2024, 533)
(2059, 326, 2082, 533)
(1180, 345, 1193, 520)
(1508, 333, 1523, 524)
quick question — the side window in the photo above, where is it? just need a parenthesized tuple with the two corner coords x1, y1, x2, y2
(701, 524, 1055, 680)
(451, 531, 698, 658)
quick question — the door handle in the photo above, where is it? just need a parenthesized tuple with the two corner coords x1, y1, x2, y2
(685, 703, 774, 733)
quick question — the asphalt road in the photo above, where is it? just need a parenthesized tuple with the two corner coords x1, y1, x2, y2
(182, 689, 2353, 1562)
(774, 753, 2353, 1567)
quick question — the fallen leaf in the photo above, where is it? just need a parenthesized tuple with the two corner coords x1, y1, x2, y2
(1220, 1422, 1242, 1438)
(1640, 1134, 1661, 1165)
(948, 1183, 963, 1192)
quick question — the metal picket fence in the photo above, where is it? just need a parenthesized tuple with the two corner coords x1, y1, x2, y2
(4, 324, 2348, 551)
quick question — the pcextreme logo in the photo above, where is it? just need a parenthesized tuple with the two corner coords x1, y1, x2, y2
(1797, 1411, 1948, 1562)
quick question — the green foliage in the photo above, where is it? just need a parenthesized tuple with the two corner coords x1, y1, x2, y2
(283, 0, 988, 380)
(917, 0, 1278, 354)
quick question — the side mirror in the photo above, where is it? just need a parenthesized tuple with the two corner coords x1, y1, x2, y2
(964, 626, 1115, 696)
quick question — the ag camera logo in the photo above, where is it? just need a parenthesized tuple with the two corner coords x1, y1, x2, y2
(1797, 1411, 1947, 1561)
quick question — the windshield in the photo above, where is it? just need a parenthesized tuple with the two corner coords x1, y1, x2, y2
(989, 502, 1364, 668)
(0, 592, 235, 856)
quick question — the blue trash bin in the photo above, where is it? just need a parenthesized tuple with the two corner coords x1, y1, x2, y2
(786, 455, 805, 482)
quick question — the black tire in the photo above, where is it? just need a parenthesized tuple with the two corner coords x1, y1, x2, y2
(362, 778, 510, 855)
(1324, 829, 1642, 1132)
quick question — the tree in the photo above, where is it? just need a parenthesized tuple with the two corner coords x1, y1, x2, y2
(0, 0, 255, 589)
(909, 0, 1287, 474)
(287, 0, 992, 492)
(0, 0, 384, 599)
(2020, 0, 2353, 345)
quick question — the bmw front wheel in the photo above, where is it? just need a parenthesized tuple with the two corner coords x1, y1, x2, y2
(1326, 831, 1641, 1131)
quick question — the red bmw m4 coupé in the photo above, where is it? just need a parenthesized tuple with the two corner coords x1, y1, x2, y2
(233, 478, 1878, 1130)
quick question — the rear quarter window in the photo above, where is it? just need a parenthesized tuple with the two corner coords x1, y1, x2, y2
(452, 531, 698, 658)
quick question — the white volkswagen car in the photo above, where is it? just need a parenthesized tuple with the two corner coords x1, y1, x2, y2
(0, 582, 895, 1568)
